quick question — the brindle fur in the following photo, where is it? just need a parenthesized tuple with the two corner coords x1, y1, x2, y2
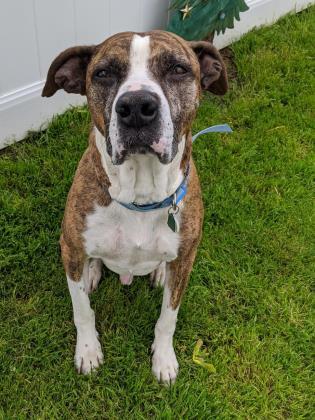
(60, 132, 111, 281)
(169, 156, 204, 308)
(42, 30, 227, 310)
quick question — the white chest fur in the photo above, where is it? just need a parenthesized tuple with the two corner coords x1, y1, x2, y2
(83, 202, 180, 276)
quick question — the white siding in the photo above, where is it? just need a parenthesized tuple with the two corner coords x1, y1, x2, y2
(33, 0, 76, 79)
(74, 0, 111, 44)
(0, 0, 40, 95)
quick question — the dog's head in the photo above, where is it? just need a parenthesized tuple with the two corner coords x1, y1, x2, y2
(43, 31, 227, 165)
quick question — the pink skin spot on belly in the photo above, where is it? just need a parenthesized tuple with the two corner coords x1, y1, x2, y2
(120, 273, 133, 285)
(151, 137, 168, 154)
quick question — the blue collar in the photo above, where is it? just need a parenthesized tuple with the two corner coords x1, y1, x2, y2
(114, 124, 232, 212)
(116, 173, 189, 212)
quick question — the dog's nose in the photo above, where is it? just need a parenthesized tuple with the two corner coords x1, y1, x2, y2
(115, 90, 159, 128)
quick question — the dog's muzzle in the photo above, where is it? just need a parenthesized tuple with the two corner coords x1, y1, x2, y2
(110, 89, 170, 164)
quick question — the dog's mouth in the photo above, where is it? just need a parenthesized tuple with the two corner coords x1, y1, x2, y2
(107, 132, 174, 165)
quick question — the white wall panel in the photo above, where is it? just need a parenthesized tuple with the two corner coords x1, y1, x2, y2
(0, 0, 40, 95)
(109, 0, 142, 34)
(33, 0, 76, 79)
(140, 0, 170, 30)
(74, 0, 110, 44)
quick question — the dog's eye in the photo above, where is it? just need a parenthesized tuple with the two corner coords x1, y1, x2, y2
(171, 64, 188, 75)
(93, 68, 117, 86)
(95, 69, 108, 78)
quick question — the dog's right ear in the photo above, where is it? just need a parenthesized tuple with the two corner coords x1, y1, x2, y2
(42, 45, 97, 97)
(189, 41, 228, 95)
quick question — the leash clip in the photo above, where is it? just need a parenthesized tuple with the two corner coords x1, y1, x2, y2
(169, 192, 179, 214)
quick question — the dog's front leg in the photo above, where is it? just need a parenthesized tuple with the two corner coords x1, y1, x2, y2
(67, 261, 103, 374)
(151, 269, 179, 385)
(152, 243, 199, 385)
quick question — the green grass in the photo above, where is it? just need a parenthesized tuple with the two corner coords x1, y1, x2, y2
(1, 8, 314, 419)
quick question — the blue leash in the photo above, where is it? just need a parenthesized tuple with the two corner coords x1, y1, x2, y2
(192, 123, 232, 142)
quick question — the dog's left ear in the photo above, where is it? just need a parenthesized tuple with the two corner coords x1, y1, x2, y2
(189, 41, 228, 95)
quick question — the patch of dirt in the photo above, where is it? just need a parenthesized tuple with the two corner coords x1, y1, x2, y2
(220, 46, 238, 82)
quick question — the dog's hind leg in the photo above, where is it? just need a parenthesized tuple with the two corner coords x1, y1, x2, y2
(85, 258, 103, 294)
(67, 261, 104, 374)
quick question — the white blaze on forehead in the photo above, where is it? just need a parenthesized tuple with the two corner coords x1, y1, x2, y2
(128, 34, 150, 82)
(109, 34, 174, 162)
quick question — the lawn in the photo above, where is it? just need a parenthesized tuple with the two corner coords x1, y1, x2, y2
(0, 8, 314, 419)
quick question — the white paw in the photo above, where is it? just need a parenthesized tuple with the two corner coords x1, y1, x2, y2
(75, 334, 104, 374)
(85, 258, 102, 294)
(150, 262, 166, 288)
(151, 341, 179, 385)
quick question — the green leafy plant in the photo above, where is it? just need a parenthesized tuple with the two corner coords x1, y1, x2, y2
(167, 0, 249, 40)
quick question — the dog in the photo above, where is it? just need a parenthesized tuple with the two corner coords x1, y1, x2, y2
(42, 30, 228, 384)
